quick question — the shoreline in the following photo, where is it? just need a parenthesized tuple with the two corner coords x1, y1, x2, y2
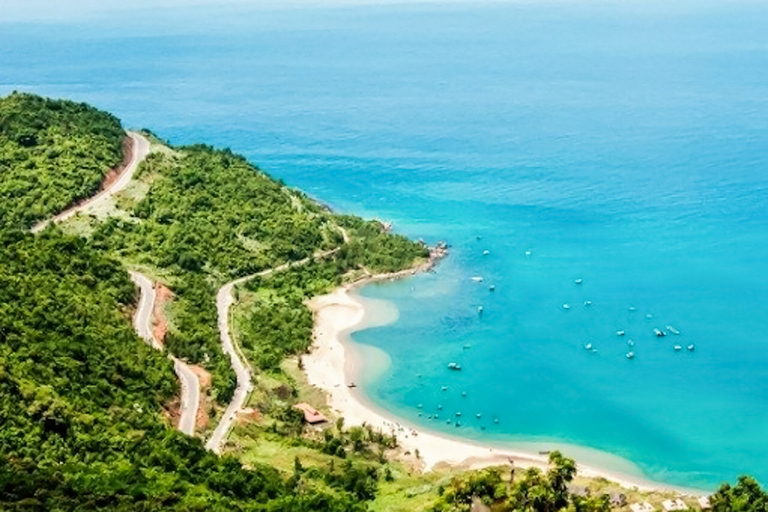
(303, 261, 707, 496)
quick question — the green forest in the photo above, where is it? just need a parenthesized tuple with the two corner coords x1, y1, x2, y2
(1, 93, 765, 511)
(0, 92, 124, 230)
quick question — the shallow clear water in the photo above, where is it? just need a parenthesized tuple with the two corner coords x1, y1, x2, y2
(3, 0, 768, 490)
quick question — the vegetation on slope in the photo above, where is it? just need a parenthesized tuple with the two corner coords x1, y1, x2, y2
(0, 229, 389, 511)
(0, 92, 124, 230)
(84, 142, 427, 405)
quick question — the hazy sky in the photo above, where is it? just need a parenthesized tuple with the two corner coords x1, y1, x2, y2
(2, 0, 483, 23)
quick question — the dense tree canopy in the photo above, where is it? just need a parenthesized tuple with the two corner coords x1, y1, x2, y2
(0, 92, 124, 230)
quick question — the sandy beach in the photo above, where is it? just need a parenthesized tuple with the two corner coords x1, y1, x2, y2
(303, 279, 693, 493)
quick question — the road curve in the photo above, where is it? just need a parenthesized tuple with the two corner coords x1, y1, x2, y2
(206, 248, 341, 453)
(130, 271, 200, 436)
(32, 131, 151, 233)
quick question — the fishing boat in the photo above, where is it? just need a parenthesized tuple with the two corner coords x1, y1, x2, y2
(476, 413, 482, 418)
(575, 278, 583, 285)
(674, 345, 682, 351)
(654, 328, 666, 337)
(666, 325, 681, 335)
(584, 343, 593, 350)
(584, 300, 592, 306)
(628, 306, 637, 312)
(626, 352, 635, 359)
(447, 362, 462, 371)
(687, 344, 695, 351)
(471, 276, 483, 282)
(483, 250, 490, 256)
(562, 303, 571, 310)
(616, 330, 626, 336)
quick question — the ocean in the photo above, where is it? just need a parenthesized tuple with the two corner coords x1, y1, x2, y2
(3, 0, 768, 490)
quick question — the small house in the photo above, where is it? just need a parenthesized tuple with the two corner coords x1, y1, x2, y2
(293, 403, 328, 424)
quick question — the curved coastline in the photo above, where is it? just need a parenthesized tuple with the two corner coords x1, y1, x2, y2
(305, 278, 707, 496)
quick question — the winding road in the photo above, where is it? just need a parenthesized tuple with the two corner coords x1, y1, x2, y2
(205, 248, 342, 453)
(130, 271, 200, 436)
(32, 131, 151, 233)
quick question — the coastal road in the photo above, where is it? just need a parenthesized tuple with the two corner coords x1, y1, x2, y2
(205, 247, 341, 453)
(32, 131, 151, 233)
(130, 271, 200, 436)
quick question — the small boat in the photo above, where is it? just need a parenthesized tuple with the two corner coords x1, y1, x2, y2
(461, 391, 467, 397)
(584, 343, 593, 350)
(441, 386, 448, 391)
(455, 412, 462, 417)
(575, 278, 583, 285)
(483, 250, 490, 256)
(494, 418, 500, 424)
(417, 404, 423, 409)
(446, 419, 452, 424)
(626, 352, 635, 359)
(489, 285, 495, 291)
(456, 421, 461, 427)
(628, 306, 637, 312)
(616, 330, 626, 336)
(476, 235, 482, 240)
(646, 314, 653, 319)
(463, 344, 472, 350)
(584, 300, 592, 306)
(666, 325, 681, 335)
(654, 328, 666, 337)
(437, 404, 443, 410)
(348, 382, 357, 388)
(674, 345, 682, 351)
(562, 303, 571, 310)
(476, 413, 482, 418)
(471, 276, 484, 282)
(447, 362, 462, 371)
(525, 250, 531, 257)
(539, 450, 551, 455)
(687, 344, 695, 351)
(627, 339, 634, 347)
(478, 306, 484, 315)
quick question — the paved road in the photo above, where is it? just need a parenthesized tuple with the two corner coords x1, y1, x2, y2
(205, 248, 341, 453)
(129, 271, 200, 436)
(32, 131, 151, 233)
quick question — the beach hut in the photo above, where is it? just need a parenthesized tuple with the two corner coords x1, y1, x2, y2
(630, 502, 655, 512)
(293, 403, 328, 424)
(662, 499, 688, 511)
(609, 492, 627, 507)
(567, 485, 590, 498)
(697, 496, 711, 510)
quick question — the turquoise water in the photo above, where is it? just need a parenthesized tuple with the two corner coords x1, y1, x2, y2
(3, 0, 768, 490)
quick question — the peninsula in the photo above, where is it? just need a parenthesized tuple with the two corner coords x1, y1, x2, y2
(0, 92, 762, 511)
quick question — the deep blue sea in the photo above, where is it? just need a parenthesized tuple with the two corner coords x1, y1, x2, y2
(3, 0, 768, 490)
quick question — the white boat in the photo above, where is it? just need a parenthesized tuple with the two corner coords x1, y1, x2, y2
(483, 250, 490, 256)
(687, 344, 695, 351)
(477, 306, 484, 315)
(447, 362, 462, 371)
(626, 352, 635, 359)
(666, 325, 681, 335)
(562, 303, 571, 310)
(654, 328, 666, 337)
(627, 339, 634, 347)
(616, 330, 626, 336)
(471, 276, 484, 282)
(575, 278, 583, 285)
(674, 345, 682, 351)
(584, 343, 593, 350)
(489, 285, 495, 291)
(628, 306, 637, 312)
(584, 300, 592, 306)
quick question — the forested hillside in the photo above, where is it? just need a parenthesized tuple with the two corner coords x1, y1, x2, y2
(0, 230, 380, 511)
(0, 92, 124, 230)
(84, 143, 428, 403)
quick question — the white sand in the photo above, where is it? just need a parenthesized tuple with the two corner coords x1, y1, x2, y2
(304, 283, 685, 492)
